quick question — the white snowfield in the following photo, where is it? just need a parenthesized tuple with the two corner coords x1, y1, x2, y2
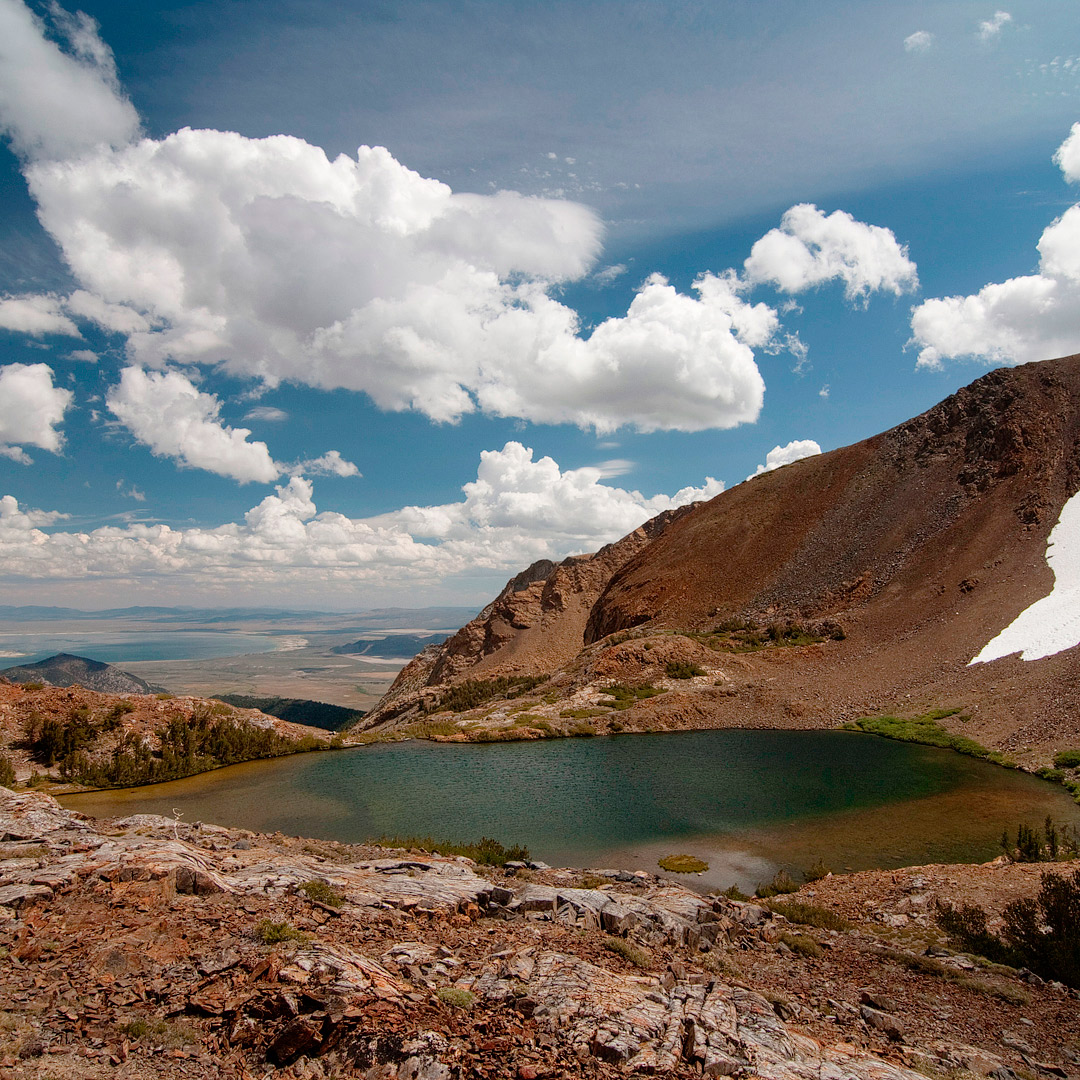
(971, 491, 1080, 665)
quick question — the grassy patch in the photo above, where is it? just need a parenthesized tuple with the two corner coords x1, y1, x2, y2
(603, 936, 653, 969)
(401, 719, 463, 739)
(721, 884, 750, 901)
(768, 900, 850, 932)
(559, 708, 612, 719)
(436, 987, 475, 1009)
(119, 1018, 199, 1049)
(756, 869, 799, 898)
(665, 661, 706, 679)
(598, 683, 666, 710)
(878, 946, 1029, 1004)
(299, 879, 344, 907)
(779, 932, 822, 958)
(687, 617, 840, 655)
(374, 834, 529, 866)
(253, 919, 310, 945)
(845, 710, 1015, 766)
(658, 854, 708, 873)
(1053, 749, 1080, 768)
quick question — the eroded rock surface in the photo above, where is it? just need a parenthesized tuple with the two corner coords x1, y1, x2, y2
(1, 787, 1076, 1079)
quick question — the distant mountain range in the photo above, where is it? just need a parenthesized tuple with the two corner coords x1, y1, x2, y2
(0, 653, 166, 695)
(0, 605, 476, 627)
(331, 633, 450, 659)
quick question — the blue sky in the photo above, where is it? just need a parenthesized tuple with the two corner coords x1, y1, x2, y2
(0, 0, 1078, 610)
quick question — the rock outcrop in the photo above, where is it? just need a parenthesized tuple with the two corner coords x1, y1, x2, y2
(5, 786, 1075, 1078)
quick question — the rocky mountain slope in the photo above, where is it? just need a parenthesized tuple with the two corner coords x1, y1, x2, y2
(2, 785, 1077, 1079)
(0, 654, 166, 696)
(355, 355, 1080, 767)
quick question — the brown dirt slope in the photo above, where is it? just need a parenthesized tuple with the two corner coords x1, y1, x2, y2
(355, 355, 1080, 762)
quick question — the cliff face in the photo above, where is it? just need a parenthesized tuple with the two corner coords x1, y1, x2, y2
(354, 355, 1080, 761)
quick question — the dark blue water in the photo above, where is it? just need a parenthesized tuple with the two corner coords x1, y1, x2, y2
(61, 729, 1080, 891)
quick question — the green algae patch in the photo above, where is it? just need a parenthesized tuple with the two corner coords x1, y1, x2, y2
(658, 854, 708, 873)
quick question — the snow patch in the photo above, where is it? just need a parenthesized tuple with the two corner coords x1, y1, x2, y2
(971, 491, 1080, 664)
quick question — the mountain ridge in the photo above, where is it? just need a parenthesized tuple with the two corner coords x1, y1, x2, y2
(355, 354, 1080, 768)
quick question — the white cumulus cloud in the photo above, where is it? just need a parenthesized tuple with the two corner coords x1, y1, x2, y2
(0, 442, 723, 596)
(0, 362, 73, 462)
(0, 293, 80, 336)
(288, 450, 361, 478)
(0, 0, 138, 160)
(747, 439, 822, 480)
(743, 204, 918, 302)
(105, 367, 281, 484)
(910, 124, 1080, 370)
(0, 0, 787, 435)
(978, 11, 1012, 42)
(904, 31, 934, 53)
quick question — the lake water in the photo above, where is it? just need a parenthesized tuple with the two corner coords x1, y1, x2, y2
(60, 729, 1080, 893)
(0, 629, 281, 665)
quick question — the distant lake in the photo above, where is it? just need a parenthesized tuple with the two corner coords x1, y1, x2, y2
(0, 629, 281, 665)
(61, 729, 1080, 893)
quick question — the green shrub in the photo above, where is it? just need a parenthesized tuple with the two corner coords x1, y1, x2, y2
(0, 754, 14, 789)
(756, 870, 799, 898)
(802, 858, 832, 882)
(934, 868, 1080, 988)
(597, 683, 666, 710)
(299, 880, 344, 907)
(20, 682, 44, 691)
(374, 835, 529, 866)
(779, 932, 822, 958)
(1053, 749, 1080, 768)
(429, 676, 548, 714)
(1001, 818, 1078, 862)
(665, 661, 705, 679)
(721, 884, 750, 901)
(436, 987, 475, 1009)
(878, 947, 1027, 1003)
(253, 919, 309, 945)
(658, 854, 708, 873)
(602, 936, 652, 969)
(119, 1017, 198, 1049)
(934, 901, 1020, 966)
(54, 705, 327, 788)
(1001, 868, 1080, 987)
(568, 721, 596, 737)
(768, 900, 850, 932)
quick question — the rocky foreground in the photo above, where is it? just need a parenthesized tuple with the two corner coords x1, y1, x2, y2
(1, 788, 1078, 1079)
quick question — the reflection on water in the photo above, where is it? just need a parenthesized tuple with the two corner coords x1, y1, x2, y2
(61, 730, 1080, 892)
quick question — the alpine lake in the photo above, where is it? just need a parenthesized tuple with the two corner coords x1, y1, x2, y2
(59, 728, 1080, 893)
